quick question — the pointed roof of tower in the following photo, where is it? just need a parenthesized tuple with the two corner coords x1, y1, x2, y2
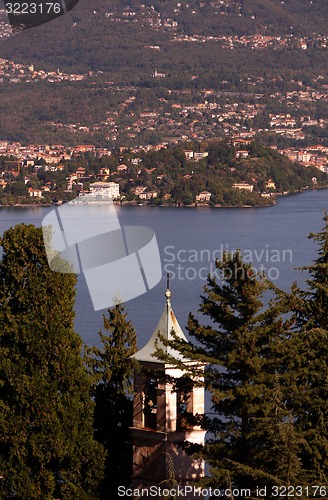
(132, 278, 188, 364)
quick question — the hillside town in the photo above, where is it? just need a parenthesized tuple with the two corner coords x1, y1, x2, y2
(173, 33, 328, 51)
(0, 137, 327, 206)
(0, 58, 87, 83)
(1, 1, 328, 204)
(2, 60, 328, 147)
(1, 0, 328, 149)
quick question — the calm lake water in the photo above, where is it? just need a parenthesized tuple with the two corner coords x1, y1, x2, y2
(0, 189, 327, 349)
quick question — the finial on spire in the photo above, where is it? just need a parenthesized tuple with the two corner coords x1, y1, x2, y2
(165, 273, 171, 305)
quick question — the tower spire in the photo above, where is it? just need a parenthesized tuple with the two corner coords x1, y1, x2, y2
(132, 274, 188, 363)
(165, 273, 171, 305)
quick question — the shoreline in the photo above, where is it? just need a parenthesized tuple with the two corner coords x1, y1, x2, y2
(0, 186, 326, 209)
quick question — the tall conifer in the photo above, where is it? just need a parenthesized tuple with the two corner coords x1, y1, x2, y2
(0, 224, 105, 499)
(286, 215, 328, 483)
(86, 302, 137, 498)
(165, 251, 302, 494)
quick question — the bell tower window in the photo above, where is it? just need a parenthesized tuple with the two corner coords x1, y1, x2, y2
(143, 378, 157, 429)
(176, 376, 194, 431)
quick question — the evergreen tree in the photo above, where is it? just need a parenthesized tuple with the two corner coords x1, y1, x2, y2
(249, 374, 303, 488)
(300, 212, 328, 330)
(0, 224, 105, 499)
(86, 302, 137, 498)
(165, 251, 302, 495)
(285, 215, 328, 483)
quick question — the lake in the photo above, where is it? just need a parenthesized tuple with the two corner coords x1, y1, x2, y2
(0, 188, 327, 349)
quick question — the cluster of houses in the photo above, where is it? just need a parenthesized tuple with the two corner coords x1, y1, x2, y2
(116, 94, 262, 145)
(1, 0, 328, 150)
(103, 1, 328, 53)
(105, 3, 178, 32)
(107, 79, 328, 146)
(268, 113, 328, 141)
(1, 55, 327, 148)
(279, 145, 328, 173)
(0, 135, 327, 203)
(0, 155, 121, 201)
(173, 33, 328, 51)
(0, 59, 86, 84)
(221, 34, 328, 51)
(0, 141, 111, 164)
(27, 180, 121, 201)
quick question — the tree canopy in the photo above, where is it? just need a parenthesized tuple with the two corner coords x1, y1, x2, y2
(86, 302, 137, 498)
(155, 215, 328, 496)
(0, 224, 105, 499)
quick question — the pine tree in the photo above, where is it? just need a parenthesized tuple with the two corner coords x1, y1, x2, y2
(283, 327, 328, 485)
(173, 250, 301, 494)
(285, 214, 328, 483)
(86, 302, 137, 498)
(249, 374, 303, 488)
(300, 212, 328, 330)
(0, 224, 105, 499)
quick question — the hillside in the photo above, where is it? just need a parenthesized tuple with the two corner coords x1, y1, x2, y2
(0, 0, 328, 146)
(1, 140, 327, 207)
(2, 0, 328, 71)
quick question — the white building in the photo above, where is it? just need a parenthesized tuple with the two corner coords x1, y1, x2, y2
(89, 182, 120, 199)
(184, 150, 209, 161)
(232, 182, 254, 192)
(236, 150, 249, 159)
(28, 188, 43, 198)
(196, 191, 212, 202)
(193, 151, 208, 160)
(139, 190, 158, 200)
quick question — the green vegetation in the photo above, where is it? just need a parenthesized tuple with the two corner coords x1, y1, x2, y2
(0, 215, 327, 497)
(0, 1, 328, 145)
(0, 225, 105, 498)
(85, 303, 137, 498)
(284, 220, 328, 482)
(0, 0, 327, 490)
(156, 215, 328, 494)
(183, 251, 301, 490)
(1, 140, 326, 207)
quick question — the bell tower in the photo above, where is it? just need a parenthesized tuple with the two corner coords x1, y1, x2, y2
(131, 279, 206, 496)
